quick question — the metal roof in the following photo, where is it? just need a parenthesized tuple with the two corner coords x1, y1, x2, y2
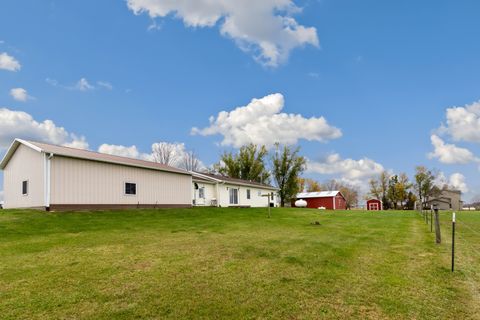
(192, 171, 278, 190)
(0, 139, 190, 175)
(296, 191, 341, 198)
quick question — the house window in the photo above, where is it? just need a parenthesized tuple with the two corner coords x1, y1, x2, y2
(247, 189, 251, 199)
(22, 180, 28, 195)
(199, 187, 205, 199)
(258, 190, 262, 196)
(125, 182, 137, 195)
(229, 188, 238, 204)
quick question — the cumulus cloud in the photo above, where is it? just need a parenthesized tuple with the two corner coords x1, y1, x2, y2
(0, 52, 21, 71)
(126, 0, 319, 67)
(98, 144, 145, 159)
(428, 135, 478, 164)
(449, 173, 469, 193)
(439, 101, 480, 143)
(306, 153, 384, 190)
(9, 88, 33, 102)
(192, 93, 341, 148)
(0, 108, 88, 150)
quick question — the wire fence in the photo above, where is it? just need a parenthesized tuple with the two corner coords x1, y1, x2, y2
(418, 209, 480, 274)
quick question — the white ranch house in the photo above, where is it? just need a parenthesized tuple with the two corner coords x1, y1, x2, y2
(0, 139, 278, 210)
(192, 172, 278, 208)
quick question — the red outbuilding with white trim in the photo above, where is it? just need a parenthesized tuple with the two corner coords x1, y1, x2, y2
(366, 199, 382, 211)
(293, 191, 347, 210)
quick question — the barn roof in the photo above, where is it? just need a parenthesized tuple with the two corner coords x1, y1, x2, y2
(0, 139, 190, 175)
(296, 191, 342, 198)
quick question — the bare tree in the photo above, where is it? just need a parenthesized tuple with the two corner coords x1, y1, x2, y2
(152, 142, 180, 167)
(182, 150, 201, 172)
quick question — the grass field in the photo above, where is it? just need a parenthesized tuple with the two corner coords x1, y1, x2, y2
(1, 207, 479, 319)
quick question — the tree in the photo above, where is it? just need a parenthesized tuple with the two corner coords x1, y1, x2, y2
(152, 142, 180, 167)
(272, 144, 306, 207)
(369, 171, 390, 209)
(339, 184, 359, 209)
(323, 179, 342, 191)
(368, 178, 381, 200)
(414, 166, 436, 210)
(216, 144, 270, 183)
(396, 173, 412, 209)
(387, 175, 399, 209)
(182, 150, 201, 172)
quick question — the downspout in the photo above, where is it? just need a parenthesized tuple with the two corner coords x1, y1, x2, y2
(45, 153, 53, 210)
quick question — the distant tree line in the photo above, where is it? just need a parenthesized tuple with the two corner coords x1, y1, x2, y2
(367, 166, 455, 210)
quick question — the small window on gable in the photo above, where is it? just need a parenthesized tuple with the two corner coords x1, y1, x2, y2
(125, 182, 136, 195)
(22, 180, 28, 196)
(247, 189, 251, 199)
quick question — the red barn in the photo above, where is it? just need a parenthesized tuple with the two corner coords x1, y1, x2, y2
(366, 199, 382, 211)
(293, 191, 347, 210)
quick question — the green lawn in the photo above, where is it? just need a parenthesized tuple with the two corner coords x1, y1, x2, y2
(0, 208, 479, 319)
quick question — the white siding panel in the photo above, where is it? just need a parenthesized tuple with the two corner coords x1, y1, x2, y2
(3, 145, 45, 208)
(50, 156, 191, 205)
(218, 184, 277, 207)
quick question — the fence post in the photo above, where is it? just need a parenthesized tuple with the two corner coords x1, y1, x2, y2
(434, 207, 441, 244)
(452, 212, 456, 272)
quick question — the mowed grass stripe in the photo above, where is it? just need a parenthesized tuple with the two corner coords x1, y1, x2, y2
(0, 208, 478, 319)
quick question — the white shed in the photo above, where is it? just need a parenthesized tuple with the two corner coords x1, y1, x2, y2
(191, 172, 279, 208)
(0, 139, 192, 210)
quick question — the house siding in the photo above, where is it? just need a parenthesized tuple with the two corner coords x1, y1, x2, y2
(50, 155, 191, 206)
(192, 181, 217, 206)
(217, 184, 276, 207)
(3, 145, 45, 209)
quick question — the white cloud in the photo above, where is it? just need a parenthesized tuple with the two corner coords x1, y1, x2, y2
(192, 93, 341, 148)
(428, 135, 478, 165)
(97, 81, 113, 90)
(449, 173, 469, 193)
(98, 144, 145, 159)
(75, 78, 94, 91)
(0, 52, 21, 71)
(9, 88, 32, 102)
(0, 108, 88, 150)
(46, 77, 112, 91)
(126, 0, 319, 67)
(440, 101, 480, 143)
(306, 153, 384, 191)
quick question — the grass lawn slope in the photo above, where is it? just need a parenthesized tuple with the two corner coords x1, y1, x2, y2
(0, 208, 478, 319)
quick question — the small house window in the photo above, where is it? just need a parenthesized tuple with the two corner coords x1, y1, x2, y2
(125, 182, 136, 195)
(247, 189, 251, 199)
(258, 190, 262, 196)
(22, 180, 28, 195)
(199, 187, 205, 199)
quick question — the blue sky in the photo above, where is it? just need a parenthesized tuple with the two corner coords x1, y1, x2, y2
(1, 0, 480, 201)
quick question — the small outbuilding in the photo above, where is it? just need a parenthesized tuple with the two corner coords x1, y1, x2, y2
(366, 199, 382, 211)
(292, 191, 347, 210)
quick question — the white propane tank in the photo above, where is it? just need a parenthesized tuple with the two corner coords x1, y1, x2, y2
(295, 199, 307, 208)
